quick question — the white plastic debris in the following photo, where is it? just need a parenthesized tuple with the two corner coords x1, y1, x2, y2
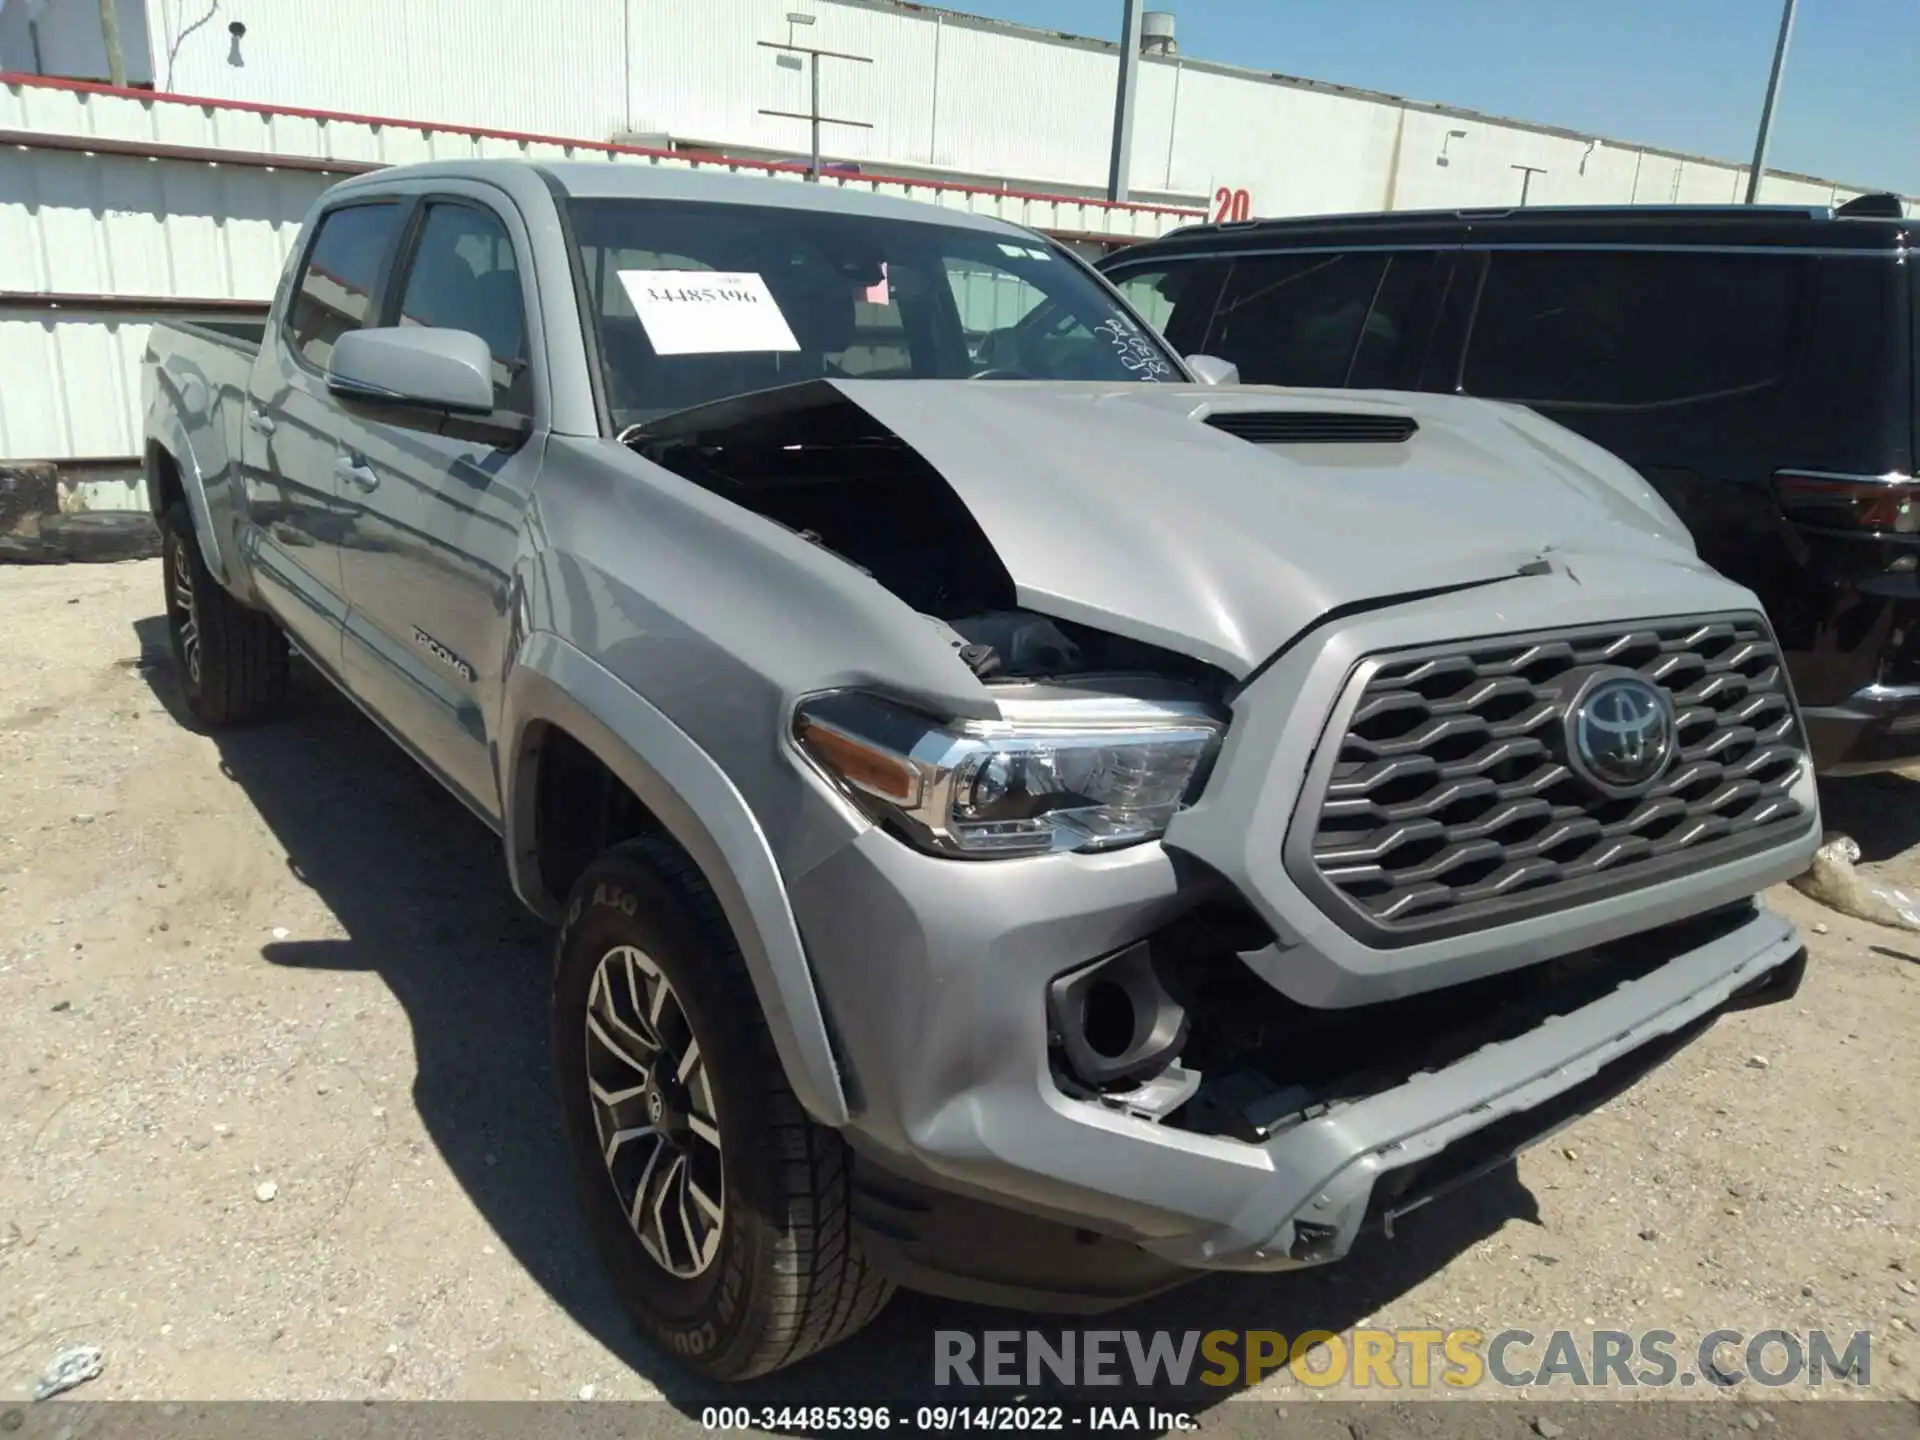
(254, 1180, 278, 1203)
(270, 927, 290, 941)
(34, 1344, 105, 1400)
(1792, 834, 1920, 933)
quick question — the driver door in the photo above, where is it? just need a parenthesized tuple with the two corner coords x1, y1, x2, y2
(336, 192, 543, 823)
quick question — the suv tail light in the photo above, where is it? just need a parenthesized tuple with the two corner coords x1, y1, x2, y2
(1773, 469, 1920, 535)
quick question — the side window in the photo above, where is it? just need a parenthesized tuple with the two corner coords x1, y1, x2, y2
(1114, 270, 1178, 331)
(944, 254, 1053, 347)
(393, 203, 532, 412)
(1347, 254, 1439, 390)
(1204, 253, 1390, 387)
(1109, 261, 1224, 356)
(947, 252, 1173, 380)
(1463, 252, 1799, 407)
(285, 202, 404, 371)
(1909, 255, 1920, 465)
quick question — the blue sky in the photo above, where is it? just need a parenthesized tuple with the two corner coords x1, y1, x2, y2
(950, 0, 1920, 195)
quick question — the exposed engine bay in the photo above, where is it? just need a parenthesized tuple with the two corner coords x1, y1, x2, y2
(630, 386, 1227, 689)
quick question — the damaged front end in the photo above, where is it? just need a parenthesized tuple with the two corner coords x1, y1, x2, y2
(611, 375, 1811, 1301)
(627, 378, 1246, 860)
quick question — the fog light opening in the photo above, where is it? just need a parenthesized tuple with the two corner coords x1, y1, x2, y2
(1045, 942, 1190, 1094)
(1081, 979, 1139, 1060)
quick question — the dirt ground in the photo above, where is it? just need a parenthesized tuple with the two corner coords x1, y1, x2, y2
(2, 558, 1918, 1424)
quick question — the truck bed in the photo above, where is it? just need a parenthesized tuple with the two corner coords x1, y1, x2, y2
(159, 316, 268, 354)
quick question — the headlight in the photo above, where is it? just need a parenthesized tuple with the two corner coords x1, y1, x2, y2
(793, 688, 1224, 857)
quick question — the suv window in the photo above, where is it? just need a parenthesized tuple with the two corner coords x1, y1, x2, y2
(1204, 253, 1390, 387)
(285, 202, 404, 371)
(393, 202, 531, 412)
(1464, 251, 1799, 407)
(1107, 262, 1224, 356)
(950, 254, 1166, 379)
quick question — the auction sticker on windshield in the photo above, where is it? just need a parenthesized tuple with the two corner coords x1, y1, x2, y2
(616, 270, 801, 355)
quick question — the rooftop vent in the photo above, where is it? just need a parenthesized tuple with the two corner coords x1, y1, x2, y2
(1205, 411, 1418, 445)
(1141, 11, 1177, 55)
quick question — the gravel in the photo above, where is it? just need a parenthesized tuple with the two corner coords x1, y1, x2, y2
(2, 559, 1916, 1410)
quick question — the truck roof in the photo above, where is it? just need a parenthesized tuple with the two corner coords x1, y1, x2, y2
(328, 158, 1034, 239)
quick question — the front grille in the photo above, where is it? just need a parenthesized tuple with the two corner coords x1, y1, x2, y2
(1293, 614, 1810, 943)
(1205, 410, 1417, 445)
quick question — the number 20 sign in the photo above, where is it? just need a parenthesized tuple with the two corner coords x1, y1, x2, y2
(1212, 186, 1252, 223)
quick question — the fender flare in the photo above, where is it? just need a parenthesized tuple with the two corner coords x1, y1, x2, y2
(500, 631, 850, 1128)
(144, 395, 236, 592)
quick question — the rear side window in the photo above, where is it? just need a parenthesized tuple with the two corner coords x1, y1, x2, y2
(1464, 251, 1799, 407)
(1204, 253, 1389, 387)
(285, 202, 404, 371)
(392, 202, 532, 412)
(1107, 260, 1225, 357)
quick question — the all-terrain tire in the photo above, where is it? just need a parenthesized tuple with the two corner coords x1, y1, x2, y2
(161, 502, 289, 725)
(553, 835, 893, 1380)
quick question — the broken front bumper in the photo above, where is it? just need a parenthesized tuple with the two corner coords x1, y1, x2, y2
(787, 829, 1805, 1298)
(1147, 907, 1803, 1271)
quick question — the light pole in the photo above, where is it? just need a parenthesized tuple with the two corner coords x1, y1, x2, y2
(1745, 0, 1798, 204)
(758, 11, 872, 182)
(1106, 0, 1144, 202)
(97, 0, 126, 86)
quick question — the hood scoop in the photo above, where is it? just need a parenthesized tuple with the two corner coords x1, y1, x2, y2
(1205, 410, 1418, 445)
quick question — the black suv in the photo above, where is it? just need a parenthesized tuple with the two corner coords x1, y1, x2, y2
(1099, 197, 1920, 774)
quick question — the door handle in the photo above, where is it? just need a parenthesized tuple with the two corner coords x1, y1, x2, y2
(333, 455, 379, 491)
(246, 407, 276, 435)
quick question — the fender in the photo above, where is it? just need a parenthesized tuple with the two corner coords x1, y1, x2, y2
(146, 414, 224, 585)
(145, 368, 260, 604)
(500, 630, 850, 1128)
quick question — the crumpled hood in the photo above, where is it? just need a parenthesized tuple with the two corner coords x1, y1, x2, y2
(830, 379, 1705, 676)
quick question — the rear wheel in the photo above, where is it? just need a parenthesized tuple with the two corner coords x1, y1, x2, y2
(553, 836, 892, 1380)
(161, 502, 288, 725)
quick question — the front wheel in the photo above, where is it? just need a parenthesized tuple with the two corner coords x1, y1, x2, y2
(552, 836, 892, 1380)
(161, 502, 288, 725)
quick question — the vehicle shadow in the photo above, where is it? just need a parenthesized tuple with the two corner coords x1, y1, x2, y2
(131, 615, 1538, 1424)
(1815, 769, 1920, 865)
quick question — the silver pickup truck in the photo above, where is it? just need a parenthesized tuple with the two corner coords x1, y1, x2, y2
(143, 159, 1820, 1380)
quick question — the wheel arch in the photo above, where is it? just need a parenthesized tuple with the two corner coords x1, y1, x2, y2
(501, 631, 850, 1128)
(144, 423, 254, 601)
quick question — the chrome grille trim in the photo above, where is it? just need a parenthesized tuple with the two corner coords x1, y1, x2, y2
(1284, 613, 1813, 946)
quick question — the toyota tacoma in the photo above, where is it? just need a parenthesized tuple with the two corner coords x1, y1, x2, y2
(142, 159, 1820, 1380)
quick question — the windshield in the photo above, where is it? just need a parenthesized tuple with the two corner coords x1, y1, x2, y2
(567, 197, 1181, 429)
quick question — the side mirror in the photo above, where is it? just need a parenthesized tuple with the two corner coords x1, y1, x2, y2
(326, 327, 528, 449)
(1185, 354, 1240, 386)
(328, 326, 495, 413)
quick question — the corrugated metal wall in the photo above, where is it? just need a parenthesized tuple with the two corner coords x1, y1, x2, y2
(139, 0, 1912, 216)
(1, 314, 159, 459)
(0, 147, 312, 298)
(144, 0, 627, 143)
(0, 73, 1199, 461)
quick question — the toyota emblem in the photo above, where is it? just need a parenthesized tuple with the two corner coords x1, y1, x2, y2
(1564, 669, 1675, 797)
